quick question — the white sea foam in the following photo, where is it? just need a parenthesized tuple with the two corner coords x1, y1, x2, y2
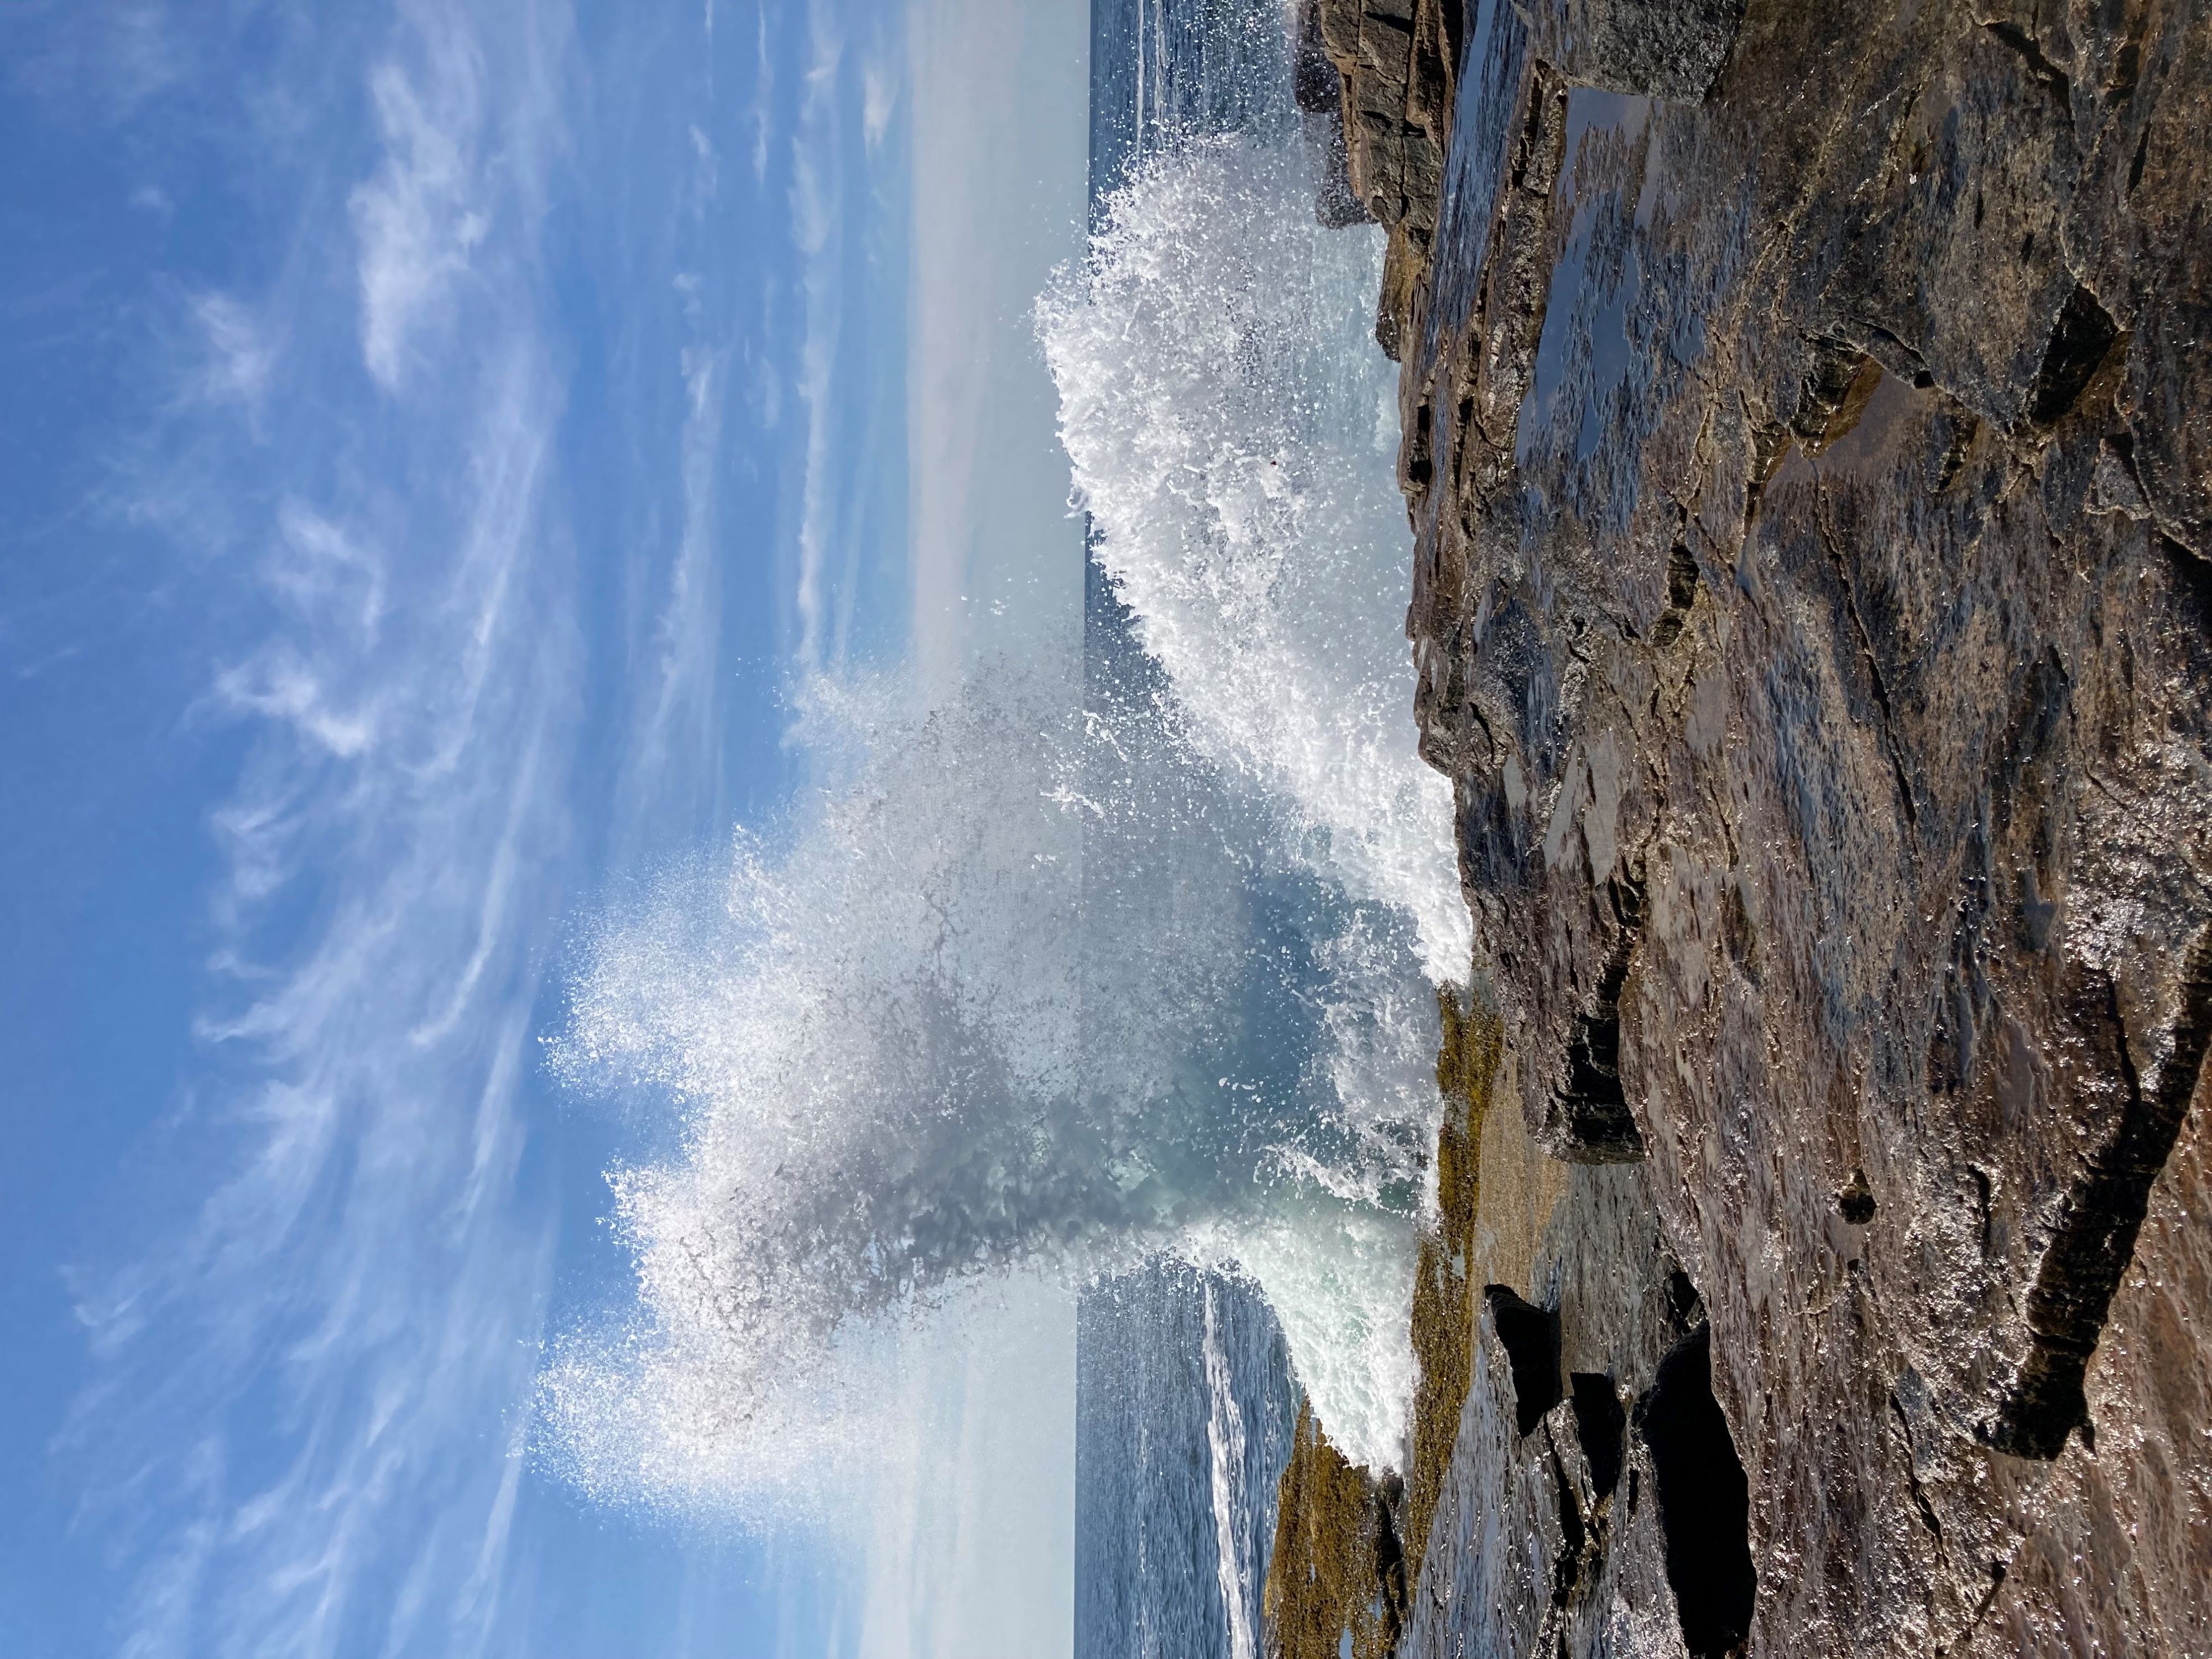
(543, 137, 1461, 1499)
(1038, 136, 1468, 985)
(1041, 135, 1465, 1462)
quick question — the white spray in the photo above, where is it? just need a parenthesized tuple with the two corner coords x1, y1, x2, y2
(542, 137, 1459, 1507)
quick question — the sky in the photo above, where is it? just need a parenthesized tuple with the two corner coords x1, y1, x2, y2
(0, 1, 1089, 1653)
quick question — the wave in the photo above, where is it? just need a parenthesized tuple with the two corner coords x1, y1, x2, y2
(541, 135, 1461, 1500)
(1039, 135, 1468, 987)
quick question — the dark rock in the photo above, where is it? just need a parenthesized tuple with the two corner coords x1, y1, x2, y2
(1510, 0, 1744, 102)
(1297, 0, 1375, 225)
(1568, 1370, 1626, 1496)
(1484, 1285, 1564, 1433)
(1838, 1167, 1876, 1224)
(1640, 1323, 1757, 1657)
(1329, 0, 2212, 1652)
(1305, 0, 1463, 355)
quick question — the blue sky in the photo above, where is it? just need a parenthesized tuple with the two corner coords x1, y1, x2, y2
(0, 2, 1086, 1653)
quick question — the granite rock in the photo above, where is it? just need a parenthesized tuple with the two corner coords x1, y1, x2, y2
(1510, 0, 1744, 102)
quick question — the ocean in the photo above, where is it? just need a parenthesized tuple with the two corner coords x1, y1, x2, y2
(1076, 1264, 1298, 1659)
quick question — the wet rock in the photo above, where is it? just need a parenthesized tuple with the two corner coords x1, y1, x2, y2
(1639, 1323, 1757, 1657)
(1510, 0, 1744, 102)
(1485, 1284, 1564, 1432)
(1304, 0, 1464, 355)
(1402, 1155, 1708, 1659)
(1297, 0, 1374, 226)
(1359, 0, 2212, 1653)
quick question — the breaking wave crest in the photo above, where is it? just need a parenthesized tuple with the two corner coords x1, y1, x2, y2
(540, 138, 1463, 1500)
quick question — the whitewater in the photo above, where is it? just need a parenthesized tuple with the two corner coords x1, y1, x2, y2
(539, 134, 1464, 1499)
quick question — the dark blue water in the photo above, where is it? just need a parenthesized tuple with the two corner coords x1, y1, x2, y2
(1075, 1263, 1298, 1659)
(1087, 0, 1297, 217)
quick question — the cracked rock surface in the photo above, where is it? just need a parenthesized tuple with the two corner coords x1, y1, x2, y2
(1313, 0, 1464, 356)
(1360, 0, 2212, 1653)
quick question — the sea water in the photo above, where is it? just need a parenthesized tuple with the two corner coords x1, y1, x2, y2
(1075, 1264, 1296, 1659)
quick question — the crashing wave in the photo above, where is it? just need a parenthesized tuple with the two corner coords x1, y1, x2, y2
(542, 136, 1459, 1498)
(1039, 135, 1467, 986)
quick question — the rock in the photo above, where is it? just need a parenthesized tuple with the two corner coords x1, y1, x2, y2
(1297, 1, 1374, 226)
(1510, 0, 1744, 101)
(1303, 0, 1464, 355)
(1319, 0, 2212, 1653)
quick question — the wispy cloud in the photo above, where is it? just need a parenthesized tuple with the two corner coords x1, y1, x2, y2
(607, 96, 734, 865)
(860, 56, 896, 150)
(752, 1, 774, 184)
(12, 1, 192, 114)
(350, 9, 491, 389)
(66, 5, 580, 1657)
(190, 293, 279, 412)
(789, 5, 847, 678)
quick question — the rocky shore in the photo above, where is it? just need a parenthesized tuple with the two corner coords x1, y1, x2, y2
(1269, 1, 2212, 1654)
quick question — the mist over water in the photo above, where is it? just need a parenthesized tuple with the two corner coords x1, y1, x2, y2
(541, 135, 1460, 1500)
